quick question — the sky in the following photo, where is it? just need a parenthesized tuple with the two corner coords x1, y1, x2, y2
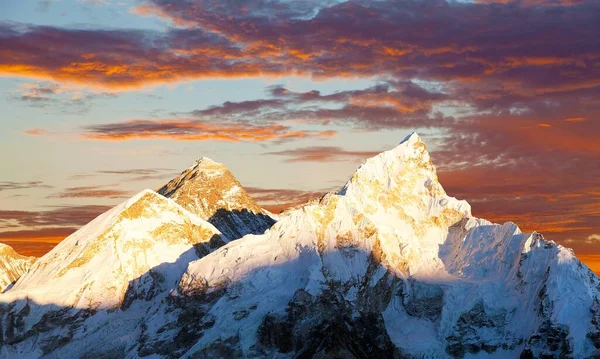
(0, 0, 598, 271)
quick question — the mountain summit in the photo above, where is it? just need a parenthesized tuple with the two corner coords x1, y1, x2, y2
(0, 133, 599, 358)
(157, 157, 275, 240)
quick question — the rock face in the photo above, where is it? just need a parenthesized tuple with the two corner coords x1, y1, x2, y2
(157, 157, 275, 240)
(0, 133, 599, 358)
(0, 244, 35, 292)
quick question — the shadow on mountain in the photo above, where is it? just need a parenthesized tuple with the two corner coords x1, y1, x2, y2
(0, 243, 409, 358)
(0, 217, 586, 358)
(142, 244, 407, 359)
(0, 246, 200, 357)
(208, 208, 276, 241)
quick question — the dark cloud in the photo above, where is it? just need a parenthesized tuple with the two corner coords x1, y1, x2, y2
(0, 181, 52, 192)
(0, 0, 596, 91)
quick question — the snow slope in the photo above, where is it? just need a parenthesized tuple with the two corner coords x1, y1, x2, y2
(0, 133, 598, 358)
(163, 134, 600, 358)
(0, 244, 35, 292)
(5, 189, 225, 309)
(0, 189, 226, 358)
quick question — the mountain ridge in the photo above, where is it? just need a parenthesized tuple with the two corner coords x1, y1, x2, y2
(0, 133, 598, 358)
(0, 243, 35, 293)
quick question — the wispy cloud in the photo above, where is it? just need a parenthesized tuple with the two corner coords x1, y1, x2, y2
(246, 186, 332, 213)
(48, 186, 132, 199)
(68, 167, 175, 181)
(0, 181, 52, 192)
(8, 82, 116, 114)
(0, 205, 111, 228)
(80, 119, 336, 142)
(265, 146, 381, 163)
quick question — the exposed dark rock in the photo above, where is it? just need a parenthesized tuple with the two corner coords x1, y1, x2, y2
(256, 288, 406, 358)
(403, 280, 444, 322)
(445, 301, 511, 358)
(209, 209, 276, 242)
(521, 320, 572, 359)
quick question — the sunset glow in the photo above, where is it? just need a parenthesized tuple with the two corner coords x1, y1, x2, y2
(0, 0, 598, 275)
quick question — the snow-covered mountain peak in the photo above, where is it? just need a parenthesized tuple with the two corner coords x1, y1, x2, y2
(3, 189, 224, 310)
(338, 132, 470, 238)
(158, 158, 275, 240)
(191, 156, 221, 168)
(0, 243, 35, 292)
(159, 158, 261, 218)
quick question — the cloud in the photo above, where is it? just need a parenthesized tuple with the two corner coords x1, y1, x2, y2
(68, 168, 176, 181)
(0, 0, 597, 92)
(0, 227, 77, 240)
(265, 146, 381, 163)
(0, 181, 52, 192)
(81, 119, 336, 142)
(8, 82, 117, 115)
(48, 186, 132, 199)
(23, 129, 51, 136)
(2, 0, 599, 256)
(17, 82, 61, 103)
(587, 234, 600, 242)
(0, 205, 111, 228)
(0, 203, 110, 257)
(0, 24, 265, 89)
(246, 187, 331, 213)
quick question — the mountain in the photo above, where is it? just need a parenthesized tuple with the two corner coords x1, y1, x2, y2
(157, 157, 275, 240)
(0, 244, 35, 292)
(0, 133, 599, 358)
(160, 134, 599, 358)
(0, 189, 225, 357)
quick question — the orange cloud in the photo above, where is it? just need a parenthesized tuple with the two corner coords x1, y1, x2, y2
(246, 187, 332, 214)
(565, 117, 587, 122)
(1, 0, 598, 92)
(23, 129, 50, 136)
(80, 119, 335, 142)
(265, 146, 382, 163)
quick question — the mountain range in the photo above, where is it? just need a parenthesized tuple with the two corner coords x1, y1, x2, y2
(0, 133, 598, 358)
